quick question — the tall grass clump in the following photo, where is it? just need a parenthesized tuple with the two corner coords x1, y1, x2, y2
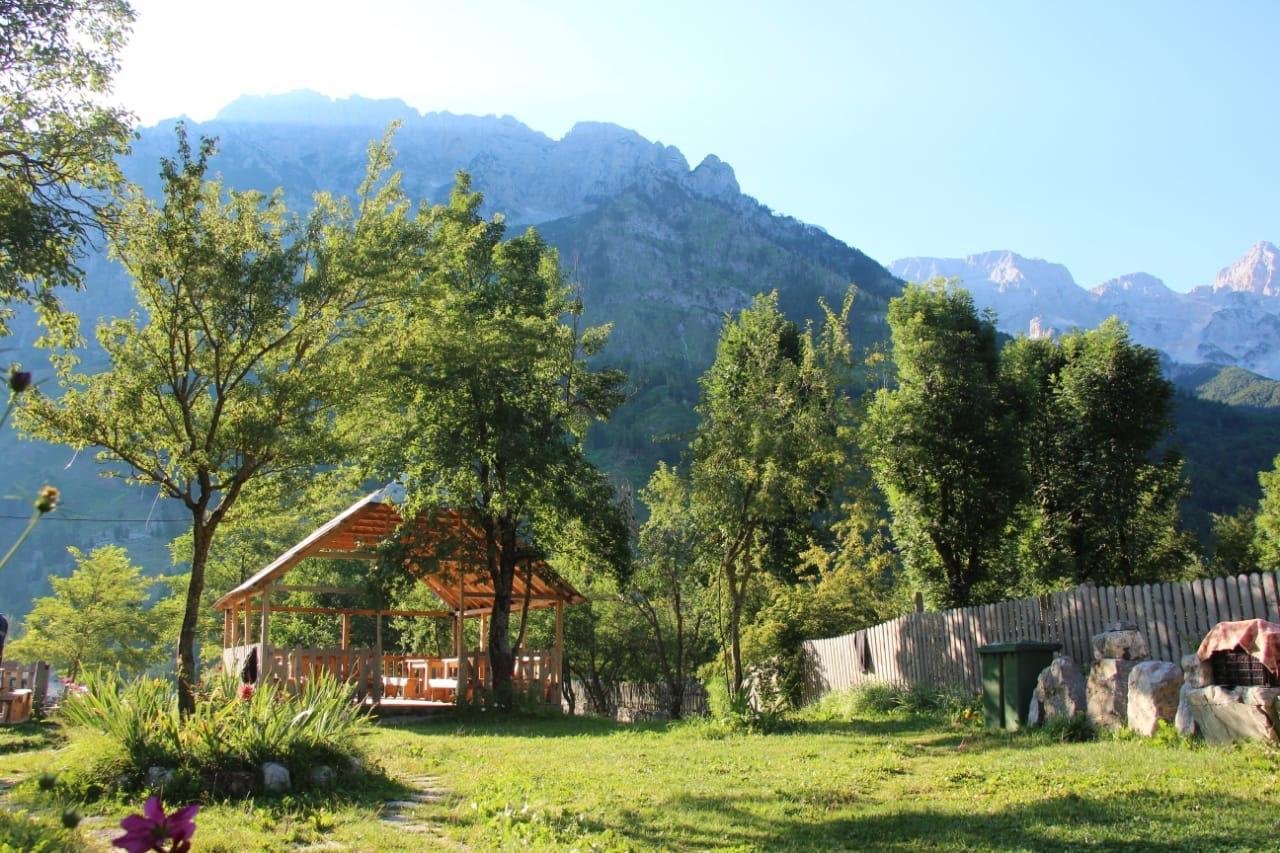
(55, 669, 373, 797)
(803, 682, 980, 724)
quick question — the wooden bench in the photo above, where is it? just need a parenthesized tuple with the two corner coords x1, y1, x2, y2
(0, 689, 33, 725)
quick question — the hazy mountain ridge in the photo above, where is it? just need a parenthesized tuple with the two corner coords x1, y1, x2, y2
(0, 91, 900, 620)
(890, 242, 1280, 378)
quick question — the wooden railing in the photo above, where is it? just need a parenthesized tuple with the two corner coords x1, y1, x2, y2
(223, 643, 561, 705)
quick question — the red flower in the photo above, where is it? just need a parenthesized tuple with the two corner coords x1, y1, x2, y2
(112, 796, 198, 853)
(237, 682, 254, 701)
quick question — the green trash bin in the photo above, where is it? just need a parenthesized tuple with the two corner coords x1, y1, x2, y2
(977, 640, 1061, 730)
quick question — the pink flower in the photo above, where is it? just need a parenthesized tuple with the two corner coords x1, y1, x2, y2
(237, 683, 254, 701)
(112, 796, 198, 853)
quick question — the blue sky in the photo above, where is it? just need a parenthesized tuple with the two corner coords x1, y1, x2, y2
(118, 0, 1278, 291)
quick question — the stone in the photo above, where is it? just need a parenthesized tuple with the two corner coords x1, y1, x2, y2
(308, 765, 336, 788)
(1034, 656, 1087, 721)
(1126, 661, 1183, 736)
(1086, 658, 1138, 728)
(1187, 686, 1279, 744)
(145, 767, 175, 789)
(1181, 653, 1212, 689)
(214, 770, 255, 798)
(1027, 694, 1042, 728)
(262, 762, 291, 793)
(1175, 654, 1211, 737)
(1091, 628, 1149, 662)
(1238, 687, 1280, 734)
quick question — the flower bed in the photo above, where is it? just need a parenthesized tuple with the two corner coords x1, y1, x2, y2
(53, 670, 373, 799)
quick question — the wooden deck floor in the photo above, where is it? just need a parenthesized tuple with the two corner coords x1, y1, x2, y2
(363, 697, 458, 718)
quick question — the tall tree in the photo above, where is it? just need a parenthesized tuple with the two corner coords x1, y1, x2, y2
(864, 281, 1023, 608)
(353, 175, 629, 706)
(1004, 318, 1195, 585)
(0, 0, 135, 335)
(17, 128, 414, 713)
(686, 290, 853, 697)
(632, 462, 709, 719)
(7, 545, 181, 680)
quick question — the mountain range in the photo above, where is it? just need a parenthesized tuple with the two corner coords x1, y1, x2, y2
(3, 90, 1280, 623)
(891, 242, 1280, 379)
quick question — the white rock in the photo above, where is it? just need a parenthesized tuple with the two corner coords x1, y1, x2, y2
(146, 767, 175, 789)
(1187, 685, 1279, 743)
(1086, 658, 1137, 728)
(1091, 629, 1149, 663)
(262, 762, 291, 793)
(1035, 656, 1087, 721)
(1127, 661, 1183, 736)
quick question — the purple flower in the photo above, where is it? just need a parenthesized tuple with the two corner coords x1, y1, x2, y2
(112, 796, 199, 853)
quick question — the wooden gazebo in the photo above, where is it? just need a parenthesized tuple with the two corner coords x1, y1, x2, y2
(211, 483, 583, 708)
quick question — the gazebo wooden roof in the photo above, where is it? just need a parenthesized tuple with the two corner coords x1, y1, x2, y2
(211, 483, 584, 613)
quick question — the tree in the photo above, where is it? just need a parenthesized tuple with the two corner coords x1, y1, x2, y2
(17, 127, 414, 713)
(7, 545, 180, 680)
(352, 175, 629, 706)
(863, 281, 1023, 608)
(632, 462, 709, 719)
(686, 290, 853, 698)
(1254, 455, 1280, 570)
(1004, 318, 1195, 586)
(0, 0, 135, 335)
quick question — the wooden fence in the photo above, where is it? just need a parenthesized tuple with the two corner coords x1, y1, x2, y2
(566, 680, 709, 720)
(802, 572, 1280, 701)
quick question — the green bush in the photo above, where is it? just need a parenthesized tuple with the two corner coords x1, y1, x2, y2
(0, 808, 84, 853)
(55, 669, 373, 796)
(803, 682, 981, 723)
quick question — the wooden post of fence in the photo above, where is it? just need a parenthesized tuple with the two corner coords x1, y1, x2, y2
(914, 592, 924, 614)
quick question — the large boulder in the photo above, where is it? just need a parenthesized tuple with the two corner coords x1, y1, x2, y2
(1086, 658, 1138, 728)
(1091, 625, 1149, 662)
(1034, 656, 1087, 721)
(1187, 686, 1279, 744)
(1175, 653, 1211, 736)
(1127, 661, 1183, 736)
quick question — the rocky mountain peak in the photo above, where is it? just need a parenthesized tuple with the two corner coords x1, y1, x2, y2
(1212, 241, 1280, 297)
(215, 89, 421, 126)
(1092, 272, 1175, 301)
(686, 154, 740, 202)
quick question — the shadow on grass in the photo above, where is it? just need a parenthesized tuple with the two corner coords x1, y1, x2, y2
(385, 712, 671, 739)
(564, 788, 1273, 851)
(0, 719, 64, 755)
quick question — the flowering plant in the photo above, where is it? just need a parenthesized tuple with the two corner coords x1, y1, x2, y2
(112, 796, 198, 853)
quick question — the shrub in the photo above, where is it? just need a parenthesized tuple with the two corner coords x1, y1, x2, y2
(55, 669, 373, 796)
(1036, 713, 1096, 743)
(803, 682, 981, 722)
(0, 808, 84, 852)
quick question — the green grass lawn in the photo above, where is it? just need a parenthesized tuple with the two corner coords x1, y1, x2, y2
(3, 708, 1280, 851)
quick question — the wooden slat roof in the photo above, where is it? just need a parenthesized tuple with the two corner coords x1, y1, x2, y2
(211, 484, 584, 611)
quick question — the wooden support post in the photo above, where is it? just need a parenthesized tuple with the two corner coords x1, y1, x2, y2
(243, 600, 251, 646)
(373, 612, 384, 702)
(259, 584, 273, 681)
(341, 613, 351, 650)
(222, 608, 233, 648)
(555, 601, 565, 690)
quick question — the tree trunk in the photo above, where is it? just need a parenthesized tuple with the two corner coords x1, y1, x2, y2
(177, 516, 213, 716)
(728, 598, 744, 698)
(485, 520, 518, 709)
